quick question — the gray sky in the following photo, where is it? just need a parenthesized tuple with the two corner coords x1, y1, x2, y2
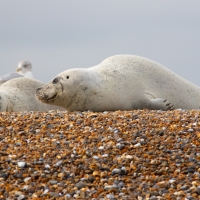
(0, 1, 200, 85)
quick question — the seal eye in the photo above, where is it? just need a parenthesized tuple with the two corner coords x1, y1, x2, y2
(53, 78, 58, 84)
(66, 76, 69, 79)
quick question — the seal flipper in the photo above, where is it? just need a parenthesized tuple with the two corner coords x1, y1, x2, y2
(143, 97, 174, 111)
(148, 98, 174, 111)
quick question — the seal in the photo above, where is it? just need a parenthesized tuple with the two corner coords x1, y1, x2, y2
(36, 55, 200, 111)
(0, 77, 64, 112)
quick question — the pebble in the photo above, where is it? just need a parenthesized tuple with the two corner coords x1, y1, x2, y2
(17, 161, 26, 168)
(112, 168, 121, 175)
(134, 142, 141, 147)
(93, 156, 99, 160)
(116, 143, 125, 149)
(104, 185, 118, 190)
(49, 180, 58, 185)
(125, 155, 133, 159)
(23, 177, 31, 182)
(49, 192, 60, 197)
(53, 160, 62, 167)
(44, 164, 51, 169)
(118, 182, 124, 188)
(17, 195, 26, 200)
(106, 194, 115, 199)
(42, 189, 49, 195)
(65, 194, 71, 198)
(75, 181, 86, 189)
(0, 109, 200, 199)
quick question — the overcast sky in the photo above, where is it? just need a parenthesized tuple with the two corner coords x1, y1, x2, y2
(0, 1, 200, 85)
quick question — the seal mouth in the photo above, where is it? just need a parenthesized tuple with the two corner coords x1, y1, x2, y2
(45, 93, 57, 101)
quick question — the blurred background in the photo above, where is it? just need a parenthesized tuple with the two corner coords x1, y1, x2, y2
(0, 0, 200, 85)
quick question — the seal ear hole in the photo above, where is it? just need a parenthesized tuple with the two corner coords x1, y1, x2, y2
(53, 78, 58, 84)
(66, 76, 70, 79)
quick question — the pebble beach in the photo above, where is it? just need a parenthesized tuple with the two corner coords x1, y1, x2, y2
(0, 109, 200, 200)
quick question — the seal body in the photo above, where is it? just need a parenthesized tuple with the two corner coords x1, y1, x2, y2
(36, 55, 200, 111)
(0, 77, 64, 112)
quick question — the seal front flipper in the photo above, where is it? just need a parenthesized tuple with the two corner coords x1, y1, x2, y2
(148, 98, 174, 110)
(143, 96, 174, 111)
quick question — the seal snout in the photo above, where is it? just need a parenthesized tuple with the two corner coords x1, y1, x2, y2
(36, 87, 45, 100)
(35, 84, 58, 103)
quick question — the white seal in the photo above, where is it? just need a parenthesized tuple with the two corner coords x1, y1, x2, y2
(36, 55, 200, 111)
(0, 77, 64, 112)
(0, 60, 33, 85)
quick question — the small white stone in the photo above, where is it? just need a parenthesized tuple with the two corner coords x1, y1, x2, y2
(93, 156, 99, 160)
(22, 185, 29, 190)
(100, 178, 107, 183)
(36, 129, 40, 133)
(17, 195, 26, 200)
(102, 154, 108, 157)
(32, 193, 38, 198)
(65, 194, 71, 198)
(54, 160, 63, 167)
(9, 154, 17, 158)
(169, 179, 176, 183)
(43, 189, 49, 194)
(134, 143, 141, 147)
(174, 191, 182, 195)
(18, 161, 26, 168)
(117, 138, 123, 142)
(55, 141, 60, 144)
(69, 124, 74, 128)
(98, 146, 104, 150)
(125, 155, 133, 159)
(44, 164, 51, 169)
(24, 177, 31, 182)
(106, 194, 115, 199)
(108, 127, 113, 131)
